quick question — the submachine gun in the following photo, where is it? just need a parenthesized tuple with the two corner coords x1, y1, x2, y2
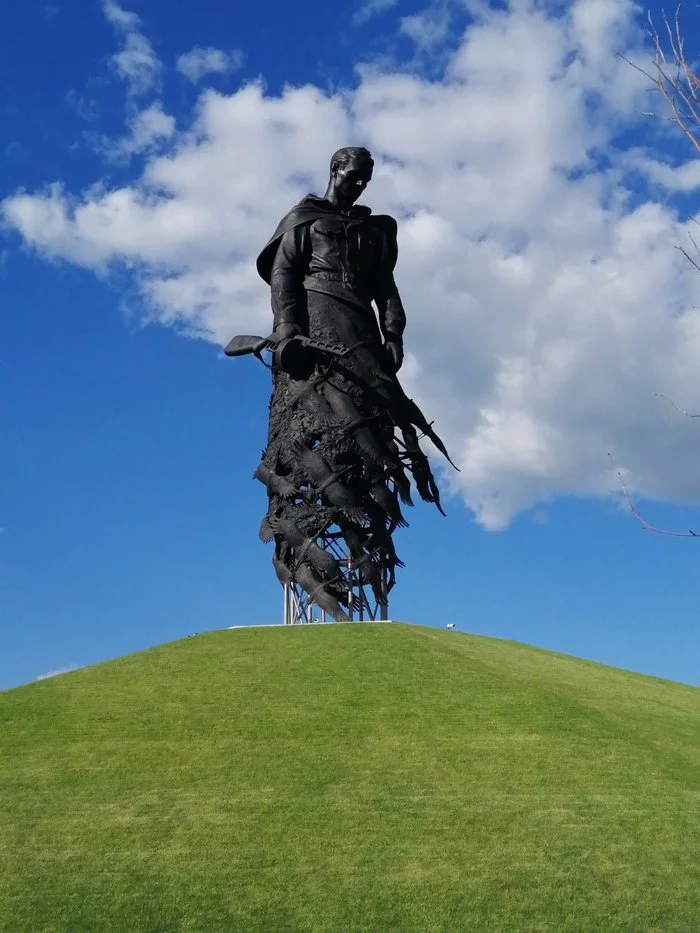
(224, 331, 350, 380)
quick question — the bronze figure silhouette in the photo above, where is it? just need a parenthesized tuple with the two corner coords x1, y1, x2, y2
(226, 147, 456, 618)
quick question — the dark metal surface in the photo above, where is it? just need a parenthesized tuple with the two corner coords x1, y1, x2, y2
(227, 148, 456, 619)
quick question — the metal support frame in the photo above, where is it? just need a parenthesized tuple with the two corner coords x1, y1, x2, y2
(282, 529, 388, 624)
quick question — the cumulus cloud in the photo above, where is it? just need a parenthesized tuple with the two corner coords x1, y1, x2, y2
(354, 0, 398, 27)
(102, 0, 160, 95)
(177, 46, 244, 83)
(97, 102, 176, 159)
(122, 102, 175, 153)
(624, 152, 700, 192)
(400, 4, 451, 50)
(5, 0, 700, 529)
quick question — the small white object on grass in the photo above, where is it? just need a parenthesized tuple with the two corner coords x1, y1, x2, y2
(446, 623, 455, 631)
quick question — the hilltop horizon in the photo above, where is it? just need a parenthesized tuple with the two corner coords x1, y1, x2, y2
(2, 622, 699, 932)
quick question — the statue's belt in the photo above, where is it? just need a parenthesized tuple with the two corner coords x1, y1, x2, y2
(304, 271, 353, 283)
(302, 274, 372, 313)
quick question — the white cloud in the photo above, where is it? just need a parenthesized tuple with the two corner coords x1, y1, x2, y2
(102, 0, 137, 30)
(37, 665, 80, 681)
(625, 152, 700, 192)
(102, 0, 160, 95)
(65, 88, 100, 122)
(177, 46, 244, 83)
(354, 0, 398, 27)
(6, 0, 700, 529)
(98, 102, 176, 159)
(400, 5, 451, 50)
(124, 102, 175, 152)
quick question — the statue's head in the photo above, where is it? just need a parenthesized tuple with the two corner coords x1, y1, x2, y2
(328, 147, 374, 205)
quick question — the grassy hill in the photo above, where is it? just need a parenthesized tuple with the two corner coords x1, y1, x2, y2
(1, 622, 699, 933)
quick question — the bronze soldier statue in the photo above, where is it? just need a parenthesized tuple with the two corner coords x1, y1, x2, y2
(226, 147, 455, 620)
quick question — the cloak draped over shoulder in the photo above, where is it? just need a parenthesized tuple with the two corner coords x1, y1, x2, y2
(256, 195, 398, 284)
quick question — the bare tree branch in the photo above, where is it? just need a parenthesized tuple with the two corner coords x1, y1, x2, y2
(618, 8, 700, 156)
(655, 392, 700, 417)
(608, 453, 699, 536)
(676, 244, 700, 271)
(613, 9, 700, 539)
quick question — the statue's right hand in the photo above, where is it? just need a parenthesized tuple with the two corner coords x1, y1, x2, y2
(274, 323, 303, 340)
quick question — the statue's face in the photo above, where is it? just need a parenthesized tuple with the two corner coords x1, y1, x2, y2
(332, 157, 373, 204)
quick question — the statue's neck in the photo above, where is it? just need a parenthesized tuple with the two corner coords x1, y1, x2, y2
(322, 185, 353, 214)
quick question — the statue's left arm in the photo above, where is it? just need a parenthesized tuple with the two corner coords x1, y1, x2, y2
(374, 231, 407, 372)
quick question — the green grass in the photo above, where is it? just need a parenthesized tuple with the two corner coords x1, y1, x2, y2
(1, 622, 699, 933)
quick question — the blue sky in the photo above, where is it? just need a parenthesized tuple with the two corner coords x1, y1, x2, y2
(4, 0, 700, 691)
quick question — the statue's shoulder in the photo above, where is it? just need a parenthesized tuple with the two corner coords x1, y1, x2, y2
(256, 199, 400, 281)
(367, 213, 397, 240)
(280, 195, 335, 232)
(364, 213, 399, 268)
(256, 196, 331, 283)
(348, 203, 396, 230)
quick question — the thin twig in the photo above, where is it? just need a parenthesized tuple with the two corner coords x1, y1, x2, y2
(655, 392, 700, 417)
(677, 244, 700, 272)
(645, 8, 700, 154)
(608, 453, 699, 536)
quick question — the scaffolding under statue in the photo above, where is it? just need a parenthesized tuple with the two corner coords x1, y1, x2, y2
(282, 529, 389, 625)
